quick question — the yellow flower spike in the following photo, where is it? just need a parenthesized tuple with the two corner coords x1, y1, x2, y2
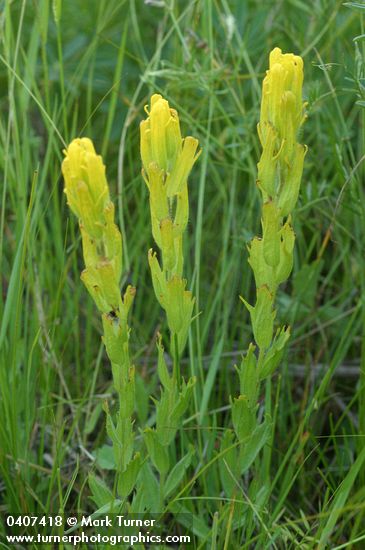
(62, 137, 129, 312)
(141, 94, 198, 182)
(260, 47, 304, 157)
(62, 138, 110, 238)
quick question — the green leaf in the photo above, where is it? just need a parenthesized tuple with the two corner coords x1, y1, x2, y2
(157, 335, 172, 390)
(135, 372, 150, 425)
(277, 143, 306, 216)
(148, 249, 166, 307)
(164, 446, 195, 498)
(102, 313, 129, 375)
(85, 401, 103, 435)
(239, 420, 272, 474)
(37, 0, 49, 44)
(155, 388, 175, 446)
(199, 336, 224, 423)
(118, 453, 142, 498)
(231, 395, 255, 440)
(237, 343, 258, 407)
(318, 445, 365, 548)
(93, 445, 116, 471)
(262, 201, 281, 268)
(88, 473, 114, 508)
(257, 122, 278, 197)
(160, 218, 176, 272)
(164, 276, 194, 341)
(118, 369, 135, 419)
(64, 500, 122, 534)
(143, 428, 170, 475)
(259, 326, 290, 380)
(106, 412, 134, 469)
(219, 430, 238, 497)
(170, 502, 210, 539)
(248, 237, 275, 292)
(169, 376, 196, 427)
(275, 220, 295, 286)
(138, 463, 160, 513)
(241, 286, 275, 350)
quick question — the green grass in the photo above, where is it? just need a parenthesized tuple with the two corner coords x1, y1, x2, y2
(1, 0, 365, 547)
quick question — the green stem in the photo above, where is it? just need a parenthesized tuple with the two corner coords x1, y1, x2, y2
(173, 332, 181, 391)
(159, 472, 166, 510)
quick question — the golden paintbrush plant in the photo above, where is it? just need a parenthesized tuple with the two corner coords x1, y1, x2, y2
(140, 94, 200, 357)
(62, 138, 139, 498)
(228, 48, 307, 477)
(139, 96, 199, 477)
(241, 47, 307, 359)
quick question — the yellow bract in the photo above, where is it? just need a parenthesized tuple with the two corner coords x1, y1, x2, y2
(141, 94, 182, 174)
(141, 94, 200, 196)
(62, 136, 134, 334)
(256, 46, 307, 219)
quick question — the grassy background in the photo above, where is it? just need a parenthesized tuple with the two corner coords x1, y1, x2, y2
(0, 0, 365, 547)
